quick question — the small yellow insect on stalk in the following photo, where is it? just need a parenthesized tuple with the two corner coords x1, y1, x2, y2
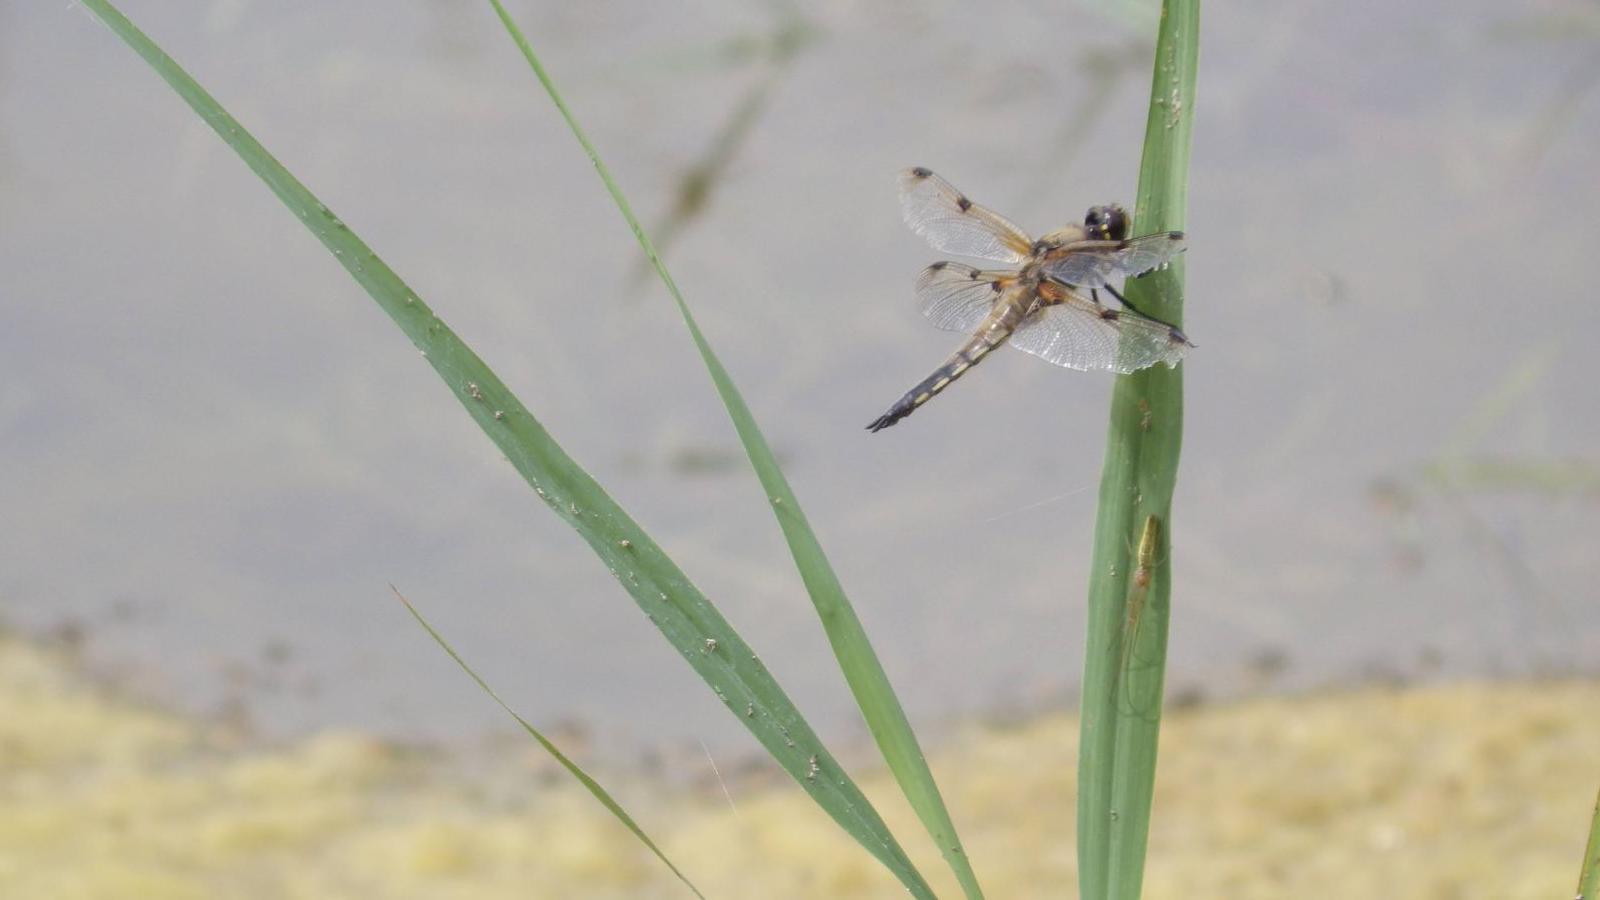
(1116, 515, 1162, 710)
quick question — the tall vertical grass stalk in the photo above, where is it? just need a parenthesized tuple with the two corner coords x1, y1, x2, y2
(1076, 1, 1199, 898)
(74, 2, 935, 896)
(1579, 787, 1600, 900)
(483, 3, 985, 897)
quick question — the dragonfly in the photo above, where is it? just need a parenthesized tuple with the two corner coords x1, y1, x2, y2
(866, 167, 1192, 432)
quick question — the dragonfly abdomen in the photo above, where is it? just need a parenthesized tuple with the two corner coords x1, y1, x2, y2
(865, 332, 1006, 432)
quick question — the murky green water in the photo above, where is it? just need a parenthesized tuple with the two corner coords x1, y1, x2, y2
(2, 0, 1597, 756)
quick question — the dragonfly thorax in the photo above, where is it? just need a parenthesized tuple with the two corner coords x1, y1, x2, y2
(1031, 225, 1090, 255)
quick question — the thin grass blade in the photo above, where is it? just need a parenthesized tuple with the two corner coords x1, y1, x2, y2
(482, 2, 983, 896)
(391, 586, 703, 899)
(1076, 1, 1200, 898)
(1580, 787, 1600, 900)
(73, 2, 934, 896)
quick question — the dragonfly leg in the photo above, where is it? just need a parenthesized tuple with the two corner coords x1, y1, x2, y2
(1103, 284, 1194, 346)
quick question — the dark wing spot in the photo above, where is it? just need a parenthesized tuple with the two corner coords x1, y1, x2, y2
(956, 195, 973, 212)
(1100, 309, 1121, 321)
(910, 166, 932, 178)
(1169, 231, 1186, 240)
(929, 260, 948, 271)
(989, 281, 1002, 293)
(967, 269, 982, 281)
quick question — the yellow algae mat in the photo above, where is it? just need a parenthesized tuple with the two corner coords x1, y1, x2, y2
(2, 633, 1593, 899)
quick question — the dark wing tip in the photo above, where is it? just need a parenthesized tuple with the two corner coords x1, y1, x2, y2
(909, 166, 933, 178)
(1168, 231, 1186, 241)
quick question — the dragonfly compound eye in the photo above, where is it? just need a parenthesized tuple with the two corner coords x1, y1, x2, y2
(1084, 205, 1129, 241)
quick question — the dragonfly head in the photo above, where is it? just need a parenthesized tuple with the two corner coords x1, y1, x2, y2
(1084, 204, 1129, 241)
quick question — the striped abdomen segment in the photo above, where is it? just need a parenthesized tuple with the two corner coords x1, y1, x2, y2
(866, 328, 1009, 432)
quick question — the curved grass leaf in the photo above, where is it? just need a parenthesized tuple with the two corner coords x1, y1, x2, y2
(1076, 1, 1200, 898)
(483, 2, 983, 896)
(391, 586, 703, 899)
(73, 2, 934, 896)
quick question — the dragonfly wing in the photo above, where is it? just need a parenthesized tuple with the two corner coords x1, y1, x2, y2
(915, 262, 1013, 334)
(900, 167, 1033, 264)
(1039, 232, 1187, 288)
(1007, 289, 1189, 374)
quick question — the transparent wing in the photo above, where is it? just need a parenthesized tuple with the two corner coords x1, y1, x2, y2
(900, 167, 1033, 264)
(915, 261, 1013, 334)
(1007, 289, 1190, 374)
(1038, 232, 1187, 288)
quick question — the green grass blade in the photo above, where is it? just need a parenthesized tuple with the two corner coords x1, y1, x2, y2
(74, 3, 935, 896)
(483, 2, 983, 896)
(1579, 787, 1600, 900)
(390, 586, 703, 899)
(1076, 0, 1200, 898)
